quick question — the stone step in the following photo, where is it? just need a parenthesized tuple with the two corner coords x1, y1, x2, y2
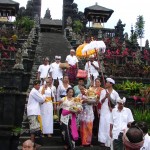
(18, 145, 110, 150)
(21, 121, 60, 129)
(20, 128, 61, 137)
(19, 136, 99, 146)
(39, 32, 70, 61)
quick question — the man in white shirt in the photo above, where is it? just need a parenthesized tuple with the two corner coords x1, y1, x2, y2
(85, 55, 99, 86)
(66, 49, 78, 84)
(27, 80, 45, 144)
(37, 57, 51, 85)
(110, 97, 134, 150)
(98, 78, 120, 147)
(49, 56, 63, 87)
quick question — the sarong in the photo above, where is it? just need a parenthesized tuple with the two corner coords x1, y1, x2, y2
(28, 115, 40, 134)
(80, 121, 93, 145)
(66, 65, 77, 84)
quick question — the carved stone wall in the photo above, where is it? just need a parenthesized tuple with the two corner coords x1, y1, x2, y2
(62, 0, 74, 30)
(32, 0, 41, 18)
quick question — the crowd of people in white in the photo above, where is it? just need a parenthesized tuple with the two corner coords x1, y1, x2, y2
(26, 49, 150, 150)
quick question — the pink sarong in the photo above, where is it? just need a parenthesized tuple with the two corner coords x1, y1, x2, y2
(62, 109, 79, 141)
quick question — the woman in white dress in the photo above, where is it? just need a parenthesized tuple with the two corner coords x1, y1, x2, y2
(98, 78, 120, 147)
(77, 86, 94, 147)
(39, 77, 56, 137)
(57, 75, 71, 101)
(57, 75, 71, 121)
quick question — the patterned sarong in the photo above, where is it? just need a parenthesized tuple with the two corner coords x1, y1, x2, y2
(66, 65, 77, 84)
(28, 115, 41, 134)
(80, 121, 93, 145)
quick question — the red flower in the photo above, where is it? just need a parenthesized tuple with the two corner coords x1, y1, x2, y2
(140, 97, 146, 102)
(122, 48, 128, 56)
(132, 52, 136, 58)
(133, 95, 138, 101)
(143, 50, 150, 60)
(116, 49, 120, 55)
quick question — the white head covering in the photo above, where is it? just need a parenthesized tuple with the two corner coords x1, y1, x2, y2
(44, 57, 49, 61)
(70, 49, 75, 52)
(117, 97, 126, 104)
(106, 77, 115, 84)
(55, 56, 61, 59)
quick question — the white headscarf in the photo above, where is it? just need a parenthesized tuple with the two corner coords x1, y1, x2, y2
(117, 97, 126, 104)
(106, 77, 115, 84)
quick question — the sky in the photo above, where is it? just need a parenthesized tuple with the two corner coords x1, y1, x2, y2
(14, 0, 150, 46)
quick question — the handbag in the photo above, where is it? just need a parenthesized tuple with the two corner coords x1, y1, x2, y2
(76, 69, 87, 79)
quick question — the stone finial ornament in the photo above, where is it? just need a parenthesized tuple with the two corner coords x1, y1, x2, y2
(13, 48, 24, 69)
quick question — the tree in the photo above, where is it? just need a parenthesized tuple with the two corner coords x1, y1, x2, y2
(44, 8, 52, 19)
(135, 15, 145, 51)
(73, 20, 83, 34)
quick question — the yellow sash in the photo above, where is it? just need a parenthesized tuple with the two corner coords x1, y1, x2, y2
(37, 116, 42, 130)
(45, 97, 52, 102)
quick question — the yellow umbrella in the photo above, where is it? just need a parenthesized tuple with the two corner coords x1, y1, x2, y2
(76, 43, 87, 57)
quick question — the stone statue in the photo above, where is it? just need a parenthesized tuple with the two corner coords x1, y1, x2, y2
(76, 34, 83, 45)
(145, 39, 149, 49)
(124, 32, 128, 41)
(2, 24, 6, 32)
(13, 48, 24, 69)
(66, 16, 72, 28)
(34, 14, 40, 28)
(17, 7, 26, 19)
(111, 37, 117, 48)
(22, 42, 28, 57)
(135, 49, 142, 64)
(98, 30, 103, 39)
(115, 19, 125, 41)
(71, 32, 76, 40)
(122, 41, 126, 51)
(98, 51, 105, 73)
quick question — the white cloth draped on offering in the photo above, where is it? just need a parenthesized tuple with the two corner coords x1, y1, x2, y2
(98, 89, 120, 147)
(39, 86, 55, 134)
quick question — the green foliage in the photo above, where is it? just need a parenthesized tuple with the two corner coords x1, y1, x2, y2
(135, 15, 145, 39)
(114, 80, 144, 95)
(132, 109, 150, 124)
(12, 127, 21, 136)
(14, 16, 34, 33)
(73, 20, 83, 34)
(1, 36, 8, 45)
(130, 31, 138, 44)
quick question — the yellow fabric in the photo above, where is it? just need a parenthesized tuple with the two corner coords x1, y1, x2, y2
(76, 43, 87, 57)
(37, 115, 42, 130)
(45, 97, 52, 102)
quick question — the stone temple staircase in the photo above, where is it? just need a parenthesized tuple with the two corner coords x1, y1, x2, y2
(18, 31, 109, 150)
